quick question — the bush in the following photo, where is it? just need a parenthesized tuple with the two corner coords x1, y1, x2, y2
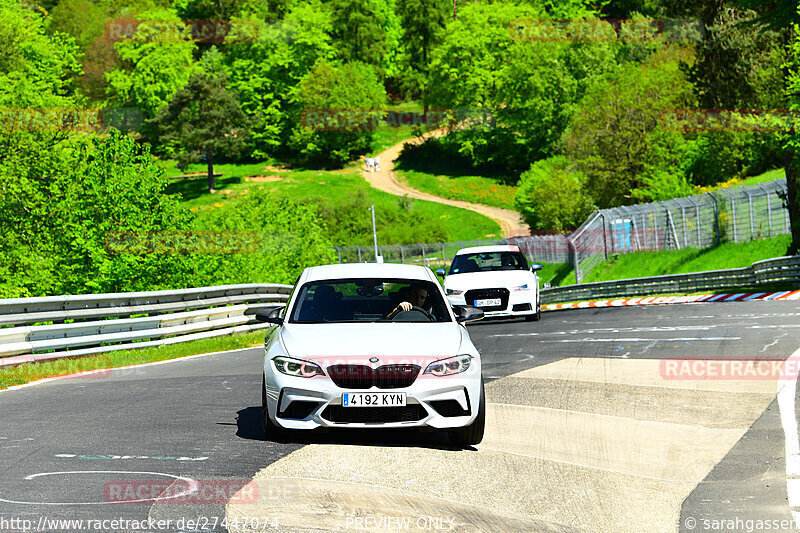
(514, 157, 595, 232)
(192, 189, 335, 285)
(0, 132, 196, 297)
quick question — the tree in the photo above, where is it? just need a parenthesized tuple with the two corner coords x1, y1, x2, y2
(566, 48, 696, 207)
(1, 132, 196, 298)
(396, 0, 448, 98)
(105, 8, 196, 119)
(223, 0, 337, 158)
(514, 157, 595, 232)
(289, 60, 386, 167)
(149, 69, 249, 192)
(688, 1, 799, 253)
(329, 0, 389, 73)
(426, 3, 619, 174)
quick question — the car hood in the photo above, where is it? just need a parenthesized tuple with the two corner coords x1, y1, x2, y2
(444, 270, 533, 289)
(279, 322, 464, 366)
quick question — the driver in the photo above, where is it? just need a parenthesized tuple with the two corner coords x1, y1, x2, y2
(389, 284, 429, 316)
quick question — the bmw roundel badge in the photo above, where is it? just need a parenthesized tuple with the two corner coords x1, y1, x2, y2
(369, 357, 379, 363)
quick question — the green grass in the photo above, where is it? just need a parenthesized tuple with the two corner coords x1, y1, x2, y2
(699, 167, 785, 194)
(395, 168, 518, 210)
(369, 125, 423, 154)
(579, 234, 792, 284)
(537, 262, 576, 287)
(163, 161, 502, 242)
(0, 330, 266, 390)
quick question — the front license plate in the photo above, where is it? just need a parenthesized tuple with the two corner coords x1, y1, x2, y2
(475, 298, 501, 307)
(342, 392, 407, 407)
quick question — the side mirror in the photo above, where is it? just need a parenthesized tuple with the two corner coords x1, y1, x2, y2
(530, 263, 543, 272)
(255, 306, 284, 325)
(453, 305, 484, 323)
(436, 268, 446, 277)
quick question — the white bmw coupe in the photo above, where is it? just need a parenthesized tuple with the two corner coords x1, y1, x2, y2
(439, 245, 543, 321)
(256, 263, 486, 446)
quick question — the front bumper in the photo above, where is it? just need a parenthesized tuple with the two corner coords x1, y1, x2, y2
(447, 289, 538, 318)
(264, 360, 482, 430)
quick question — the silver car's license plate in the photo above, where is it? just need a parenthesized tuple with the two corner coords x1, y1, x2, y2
(475, 298, 501, 307)
(342, 392, 407, 407)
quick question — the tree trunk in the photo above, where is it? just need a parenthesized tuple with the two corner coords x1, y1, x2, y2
(785, 149, 800, 254)
(207, 150, 215, 193)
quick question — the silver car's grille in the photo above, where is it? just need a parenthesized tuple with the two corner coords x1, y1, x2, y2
(327, 364, 420, 389)
(321, 405, 427, 423)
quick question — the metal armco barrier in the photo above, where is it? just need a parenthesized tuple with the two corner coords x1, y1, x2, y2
(540, 255, 800, 304)
(0, 284, 292, 367)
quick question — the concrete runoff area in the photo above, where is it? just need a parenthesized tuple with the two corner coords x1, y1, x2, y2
(227, 357, 778, 533)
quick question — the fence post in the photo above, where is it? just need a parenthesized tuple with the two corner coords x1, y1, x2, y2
(440, 242, 447, 264)
(706, 192, 721, 245)
(757, 184, 772, 237)
(680, 205, 688, 248)
(568, 237, 580, 284)
(420, 243, 427, 265)
(335, 246, 342, 263)
(721, 189, 737, 243)
(399, 245, 405, 263)
(652, 208, 660, 251)
(742, 188, 755, 240)
(685, 196, 701, 247)
(600, 212, 609, 260)
(356, 245, 362, 262)
(783, 182, 790, 233)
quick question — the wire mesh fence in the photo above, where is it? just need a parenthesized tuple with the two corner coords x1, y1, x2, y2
(570, 178, 789, 282)
(333, 178, 790, 284)
(334, 235, 573, 270)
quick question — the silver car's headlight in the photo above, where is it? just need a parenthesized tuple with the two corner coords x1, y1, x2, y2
(513, 284, 529, 291)
(424, 355, 472, 376)
(272, 356, 324, 378)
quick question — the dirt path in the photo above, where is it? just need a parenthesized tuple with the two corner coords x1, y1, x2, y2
(362, 131, 529, 238)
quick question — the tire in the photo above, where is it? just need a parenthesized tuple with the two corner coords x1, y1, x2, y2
(262, 374, 283, 441)
(525, 300, 541, 322)
(449, 378, 486, 447)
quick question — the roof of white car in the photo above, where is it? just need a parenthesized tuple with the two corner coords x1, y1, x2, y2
(455, 244, 521, 255)
(302, 263, 435, 282)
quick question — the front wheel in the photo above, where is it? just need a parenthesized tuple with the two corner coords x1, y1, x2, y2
(262, 374, 283, 441)
(525, 301, 541, 322)
(449, 378, 486, 447)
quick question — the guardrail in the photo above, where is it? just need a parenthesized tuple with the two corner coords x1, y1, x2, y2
(0, 284, 292, 368)
(540, 255, 800, 304)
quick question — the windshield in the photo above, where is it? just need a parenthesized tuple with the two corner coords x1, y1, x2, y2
(449, 251, 529, 274)
(289, 278, 452, 323)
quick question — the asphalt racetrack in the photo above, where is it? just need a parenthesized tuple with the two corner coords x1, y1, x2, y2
(2, 299, 800, 532)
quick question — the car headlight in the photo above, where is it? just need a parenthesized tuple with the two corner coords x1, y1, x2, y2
(446, 288, 464, 296)
(272, 356, 324, 378)
(513, 284, 529, 291)
(424, 355, 472, 376)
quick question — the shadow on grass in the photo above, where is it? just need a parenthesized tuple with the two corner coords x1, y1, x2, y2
(165, 174, 245, 201)
(395, 137, 512, 184)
